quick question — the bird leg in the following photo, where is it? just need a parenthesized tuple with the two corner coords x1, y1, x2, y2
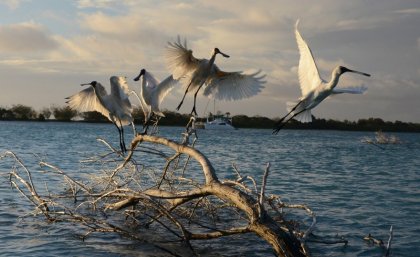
(141, 117, 151, 135)
(119, 119, 128, 153)
(113, 122, 126, 154)
(151, 116, 161, 134)
(176, 81, 193, 111)
(191, 84, 204, 116)
(273, 107, 308, 134)
(273, 100, 304, 134)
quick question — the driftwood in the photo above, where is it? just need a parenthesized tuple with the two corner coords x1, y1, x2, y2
(1, 125, 352, 256)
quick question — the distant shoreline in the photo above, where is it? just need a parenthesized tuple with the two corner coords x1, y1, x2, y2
(2, 104, 419, 132)
(1, 117, 419, 133)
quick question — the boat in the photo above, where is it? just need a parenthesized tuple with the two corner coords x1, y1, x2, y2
(204, 114, 236, 130)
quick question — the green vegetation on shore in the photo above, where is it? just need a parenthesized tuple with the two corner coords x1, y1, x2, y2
(1, 104, 419, 132)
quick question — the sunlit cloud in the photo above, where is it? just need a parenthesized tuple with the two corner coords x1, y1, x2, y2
(76, 0, 119, 9)
(0, 0, 419, 122)
(394, 8, 420, 15)
(0, 0, 27, 10)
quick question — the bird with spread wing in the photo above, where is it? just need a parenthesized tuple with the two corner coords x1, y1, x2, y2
(66, 76, 136, 153)
(273, 20, 370, 134)
(165, 37, 266, 116)
(132, 68, 177, 133)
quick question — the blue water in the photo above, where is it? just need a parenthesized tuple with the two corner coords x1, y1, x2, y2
(0, 121, 419, 256)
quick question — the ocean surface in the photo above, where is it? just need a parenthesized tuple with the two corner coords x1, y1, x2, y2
(0, 121, 419, 256)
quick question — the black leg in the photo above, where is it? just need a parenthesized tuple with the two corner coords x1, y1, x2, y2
(273, 107, 308, 134)
(191, 84, 203, 116)
(176, 81, 192, 111)
(119, 119, 127, 153)
(142, 116, 150, 135)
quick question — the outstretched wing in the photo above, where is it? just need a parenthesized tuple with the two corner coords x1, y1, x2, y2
(295, 20, 322, 97)
(142, 71, 160, 106)
(332, 85, 368, 94)
(66, 84, 111, 120)
(110, 76, 132, 112)
(203, 68, 266, 101)
(154, 75, 177, 107)
(165, 36, 200, 80)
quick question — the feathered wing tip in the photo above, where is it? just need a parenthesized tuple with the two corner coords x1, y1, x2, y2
(203, 69, 266, 101)
(332, 84, 368, 94)
(295, 19, 300, 30)
(165, 36, 198, 81)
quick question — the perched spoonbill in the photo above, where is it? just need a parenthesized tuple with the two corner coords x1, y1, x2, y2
(165, 37, 266, 115)
(66, 76, 136, 153)
(273, 20, 370, 134)
(133, 68, 177, 133)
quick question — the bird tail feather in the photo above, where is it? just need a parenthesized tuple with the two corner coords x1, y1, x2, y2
(294, 110, 312, 123)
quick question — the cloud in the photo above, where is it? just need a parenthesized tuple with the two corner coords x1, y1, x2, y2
(394, 8, 420, 15)
(0, 22, 58, 52)
(76, 0, 119, 9)
(0, 0, 26, 10)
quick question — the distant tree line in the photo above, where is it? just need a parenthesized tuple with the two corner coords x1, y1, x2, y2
(1, 104, 419, 132)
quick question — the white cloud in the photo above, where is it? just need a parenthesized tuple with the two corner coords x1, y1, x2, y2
(76, 0, 118, 9)
(0, 22, 58, 52)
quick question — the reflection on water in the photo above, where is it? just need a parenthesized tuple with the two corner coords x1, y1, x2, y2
(1, 121, 420, 256)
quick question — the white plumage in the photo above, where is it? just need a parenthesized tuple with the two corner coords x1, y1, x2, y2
(133, 69, 177, 129)
(165, 37, 266, 115)
(66, 76, 136, 152)
(273, 20, 370, 133)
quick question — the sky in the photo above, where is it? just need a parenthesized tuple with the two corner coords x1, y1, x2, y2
(0, 0, 419, 122)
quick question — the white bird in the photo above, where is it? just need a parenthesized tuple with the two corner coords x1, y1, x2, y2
(66, 76, 136, 153)
(273, 20, 370, 134)
(132, 68, 177, 133)
(165, 37, 266, 115)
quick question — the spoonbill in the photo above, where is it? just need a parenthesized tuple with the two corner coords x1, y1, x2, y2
(273, 20, 370, 134)
(133, 68, 177, 133)
(165, 37, 266, 115)
(66, 76, 136, 153)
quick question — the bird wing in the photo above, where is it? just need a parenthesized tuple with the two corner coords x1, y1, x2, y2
(110, 76, 132, 112)
(153, 75, 177, 108)
(203, 68, 266, 101)
(332, 85, 368, 94)
(295, 20, 322, 97)
(66, 84, 111, 120)
(142, 71, 160, 106)
(165, 37, 200, 80)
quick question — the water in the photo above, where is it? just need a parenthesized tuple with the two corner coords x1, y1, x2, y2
(0, 121, 419, 256)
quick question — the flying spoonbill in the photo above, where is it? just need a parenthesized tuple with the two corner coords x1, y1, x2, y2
(273, 20, 370, 134)
(66, 76, 136, 153)
(133, 68, 177, 133)
(165, 37, 266, 115)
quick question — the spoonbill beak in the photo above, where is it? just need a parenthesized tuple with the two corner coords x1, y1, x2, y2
(348, 69, 371, 77)
(134, 69, 146, 81)
(219, 51, 230, 58)
(80, 83, 91, 86)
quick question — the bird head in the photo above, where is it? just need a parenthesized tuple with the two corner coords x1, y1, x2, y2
(214, 48, 230, 58)
(134, 69, 146, 81)
(337, 66, 371, 77)
(81, 81, 97, 87)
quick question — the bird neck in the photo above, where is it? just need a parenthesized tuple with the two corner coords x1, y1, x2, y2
(327, 70, 342, 90)
(209, 52, 217, 66)
(92, 85, 107, 107)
